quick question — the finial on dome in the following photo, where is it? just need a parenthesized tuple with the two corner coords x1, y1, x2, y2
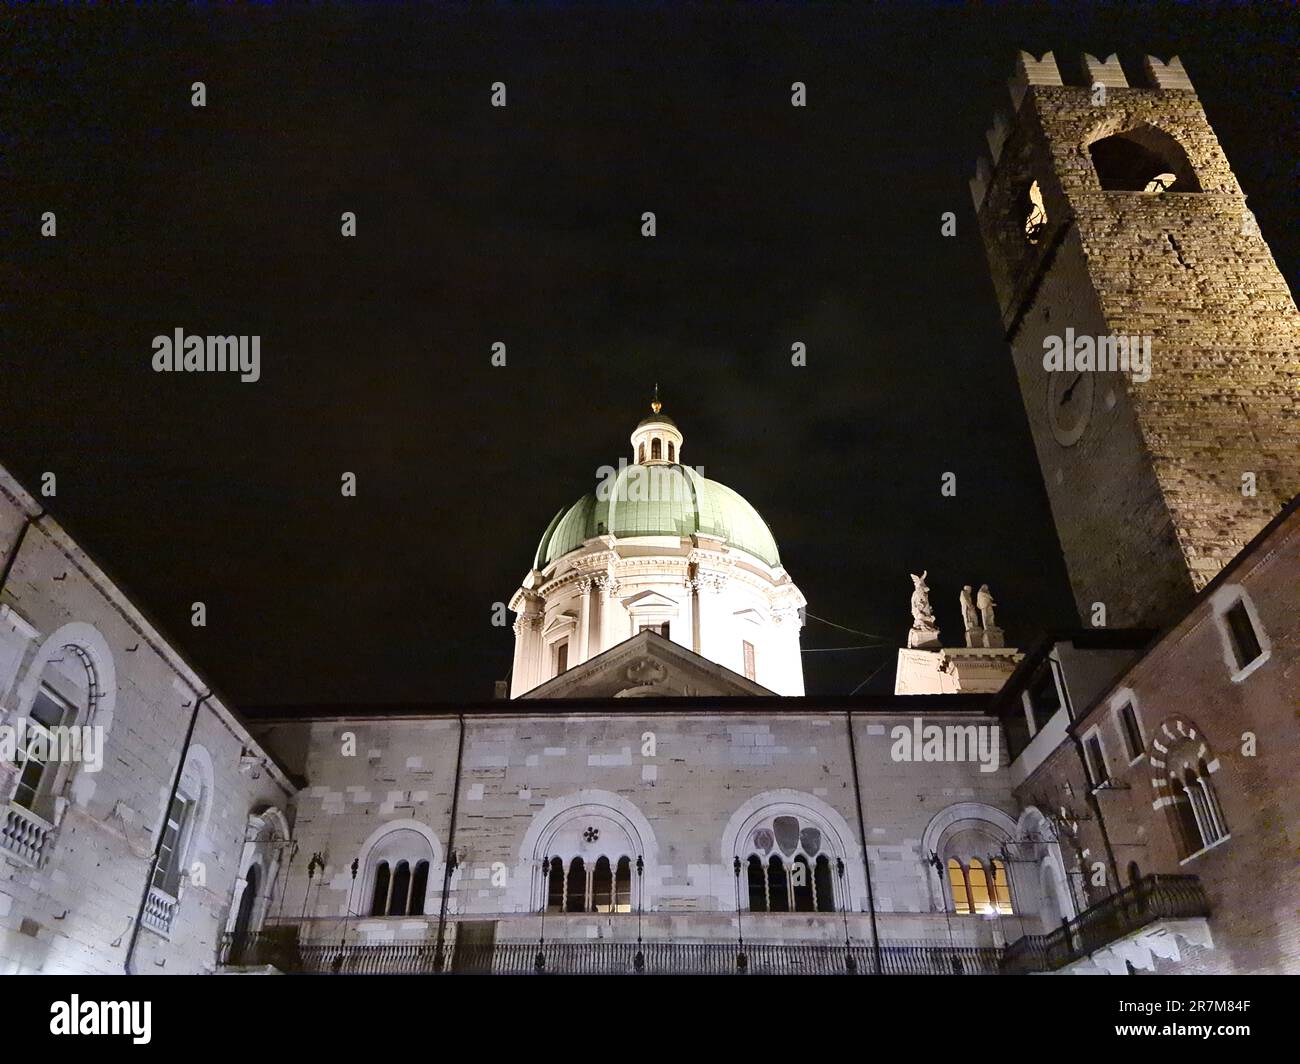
(650, 382, 662, 415)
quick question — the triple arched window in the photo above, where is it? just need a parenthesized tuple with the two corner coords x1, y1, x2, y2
(545, 854, 633, 912)
(947, 858, 1013, 915)
(1167, 758, 1228, 859)
(741, 813, 839, 913)
(370, 859, 430, 917)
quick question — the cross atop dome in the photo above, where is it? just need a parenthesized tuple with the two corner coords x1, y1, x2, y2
(631, 389, 682, 465)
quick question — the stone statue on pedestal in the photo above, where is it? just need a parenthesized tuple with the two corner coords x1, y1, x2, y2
(960, 585, 983, 648)
(907, 571, 941, 648)
(976, 584, 1005, 648)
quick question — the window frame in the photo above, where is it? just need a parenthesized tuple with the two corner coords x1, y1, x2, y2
(151, 791, 195, 900)
(1111, 690, 1145, 765)
(1082, 726, 1110, 790)
(11, 684, 74, 812)
(1211, 587, 1270, 684)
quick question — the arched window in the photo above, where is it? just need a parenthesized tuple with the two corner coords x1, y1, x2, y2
(370, 862, 391, 916)
(651, 438, 662, 461)
(767, 855, 790, 912)
(529, 800, 652, 915)
(814, 855, 835, 913)
(1162, 731, 1229, 859)
(360, 824, 438, 917)
(968, 859, 990, 913)
(1088, 125, 1201, 192)
(946, 857, 1014, 915)
(12, 645, 101, 819)
(390, 861, 412, 916)
(948, 858, 971, 914)
(592, 856, 613, 912)
(565, 857, 587, 912)
(637, 442, 645, 464)
(546, 856, 565, 912)
(411, 861, 429, 916)
(791, 855, 814, 912)
(739, 810, 844, 914)
(614, 857, 632, 912)
(991, 859, 1013, 914)
(667, 441, 675, 463)
(747, 855, 767, 912)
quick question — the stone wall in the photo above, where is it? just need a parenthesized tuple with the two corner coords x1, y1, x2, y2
(973, 53, 1300, 628)
(265, 705, 1044, 950)
(0, 467, 295, 974)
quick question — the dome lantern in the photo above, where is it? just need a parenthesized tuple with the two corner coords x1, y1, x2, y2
(630, 387, 683, 466)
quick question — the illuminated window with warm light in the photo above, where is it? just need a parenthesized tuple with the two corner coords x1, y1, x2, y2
(948, 858, 971, 914)
(947, 857, 1014, 915)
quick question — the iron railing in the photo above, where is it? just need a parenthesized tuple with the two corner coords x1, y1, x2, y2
(1000, 873, 1209, 974)
(218, 929, 1001, 975)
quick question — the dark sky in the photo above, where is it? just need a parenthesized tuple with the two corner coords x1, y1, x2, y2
(4, 4, 1296, 704)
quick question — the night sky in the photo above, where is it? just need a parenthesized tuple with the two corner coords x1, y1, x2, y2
(5, 4, 1297, 704)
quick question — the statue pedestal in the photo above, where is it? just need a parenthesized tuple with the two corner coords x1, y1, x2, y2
(982, 626, 1005, 649)
(907, 625, 941, 649)
(964, 628, 985, 648)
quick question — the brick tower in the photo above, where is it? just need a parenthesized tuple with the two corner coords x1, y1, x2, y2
(970, 52, 1300, 628)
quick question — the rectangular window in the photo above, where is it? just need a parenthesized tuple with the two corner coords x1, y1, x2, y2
(742, 640, 756, 681)
(1027, 666, 1061, 734)
(1224, 601, 1262, 671)
(1084, 733, 1109, 788)
(1118, 702, 1143, 761)
(554, 641, 569, 675)
(639, 622, 669, 638)
(152, 794, 192, 897)
(13, 686, 71, 811)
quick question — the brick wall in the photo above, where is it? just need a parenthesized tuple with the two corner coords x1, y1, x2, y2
(1015, 503, 1300, 973)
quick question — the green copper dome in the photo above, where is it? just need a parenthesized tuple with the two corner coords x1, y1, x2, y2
(534, 464, 782, 569)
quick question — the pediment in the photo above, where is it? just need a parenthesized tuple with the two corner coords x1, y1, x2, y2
(621, 589, 681, 612)
(542, 612, 578, 637)
(520, 630, 772, 700)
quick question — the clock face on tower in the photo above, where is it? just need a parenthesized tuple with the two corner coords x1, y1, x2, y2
(1046, 369, 1094, 447)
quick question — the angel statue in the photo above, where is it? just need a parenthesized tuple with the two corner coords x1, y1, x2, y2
(910, 571, 937, 629)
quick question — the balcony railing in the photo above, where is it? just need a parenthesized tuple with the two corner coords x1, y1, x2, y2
(1001, 873, 1209, 974)
(142, 885, 178, 938)
(1, 804, 53, 868)
(218, 927, 1001, 975)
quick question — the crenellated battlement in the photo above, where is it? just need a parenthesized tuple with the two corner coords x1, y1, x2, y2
(971, 52, 1196, 209)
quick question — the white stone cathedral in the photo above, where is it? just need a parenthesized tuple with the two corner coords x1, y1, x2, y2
(509, 400, 807, 699)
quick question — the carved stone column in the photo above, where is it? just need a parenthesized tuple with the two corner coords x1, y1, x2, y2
(592, 574, 621, 657)
(576, 577, 593, 664)
(511, 600, 546, 696)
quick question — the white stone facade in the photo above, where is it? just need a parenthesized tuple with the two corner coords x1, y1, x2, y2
(0, 469, 295, 974)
